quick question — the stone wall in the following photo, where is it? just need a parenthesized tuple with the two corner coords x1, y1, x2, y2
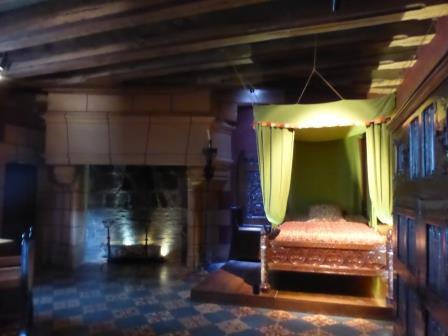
(37, 166, 87, 268)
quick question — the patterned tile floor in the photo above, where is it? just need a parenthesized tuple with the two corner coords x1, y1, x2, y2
(3, 263, 393, 335)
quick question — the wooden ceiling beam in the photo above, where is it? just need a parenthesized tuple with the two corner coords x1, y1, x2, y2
(0, 0, 167, 38)
(111, 46, 415, 81)
(32, 46, 254, 86)
(27, 41, 416, 87)
(14, 14, 436, 62)
(0, 0, 269, 52)
(252, 77, 402, 89)
(183, 72, 404, 88)
(252, 40, 426, 64)
(252, 34, 433, 63)
(154, 49, 415, 86)
(0, 0, 46, 13)
(7, 3, 447, 79)
(251, 20, 434, 57)
(236, 68, 406, 84)
(110, 63, 408, 91)
(197, 76, 402, 91)
(122, 75, 399, 99)
(36, 59, 254, 87)
(9, 19, 433, 75)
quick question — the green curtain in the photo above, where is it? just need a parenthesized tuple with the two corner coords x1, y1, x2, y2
(366, 123, 393, 228)
(256, 125, 295, 227)
(254, 94, 395, 136)
(288, 136, 362, 217)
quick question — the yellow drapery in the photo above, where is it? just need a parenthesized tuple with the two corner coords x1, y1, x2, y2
(254, 95, 395, 228)
(256, 125, 295, 227)
(366, 123, 394, 228)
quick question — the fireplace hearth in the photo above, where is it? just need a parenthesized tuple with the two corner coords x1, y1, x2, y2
(84, 166, 187, 264)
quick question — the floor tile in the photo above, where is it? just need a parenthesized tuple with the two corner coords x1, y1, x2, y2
(25, 263, 393, 335)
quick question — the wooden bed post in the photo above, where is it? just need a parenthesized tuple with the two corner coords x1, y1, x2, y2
(260, 229, 270, 292)
(386, 228, 394, 303)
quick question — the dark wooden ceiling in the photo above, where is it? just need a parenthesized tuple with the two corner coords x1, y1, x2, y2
(0, 0, 447, 100)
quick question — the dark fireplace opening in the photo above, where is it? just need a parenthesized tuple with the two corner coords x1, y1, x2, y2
(84, 166, 187, 264)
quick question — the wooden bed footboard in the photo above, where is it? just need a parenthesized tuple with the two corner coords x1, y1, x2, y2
(260, 231, 270, 292)
(260, 228, 394, 300)
(386, 228, 394, 302)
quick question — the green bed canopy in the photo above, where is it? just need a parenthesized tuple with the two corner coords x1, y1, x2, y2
(254, 94, 395, 229)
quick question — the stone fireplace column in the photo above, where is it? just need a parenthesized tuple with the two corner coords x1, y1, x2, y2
(186, 164, 232, 270)
(39, 165, 88, 269)
(186, 167, 204, 270)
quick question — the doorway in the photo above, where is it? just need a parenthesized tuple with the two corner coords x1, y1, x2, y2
(1, 163, 37, 243)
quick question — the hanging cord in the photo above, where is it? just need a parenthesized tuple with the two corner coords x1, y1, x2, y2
(184, 117, 192, 166)
(144, 112, 151, 165)
(232, 64, 258, 106)
(297, 37, 344, 103)
(64, 112, 71, 165)
(296, 69, 315, 104)
(106, 112, 113, 165)
(314, 70, 344, 100)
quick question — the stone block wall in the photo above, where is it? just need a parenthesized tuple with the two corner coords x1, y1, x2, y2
(37, 166, 87, 269)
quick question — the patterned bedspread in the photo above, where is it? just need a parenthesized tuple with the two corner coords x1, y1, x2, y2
(273, 220, 385, 250)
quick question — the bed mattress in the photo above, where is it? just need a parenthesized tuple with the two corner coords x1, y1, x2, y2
(272, 220, 386, 250)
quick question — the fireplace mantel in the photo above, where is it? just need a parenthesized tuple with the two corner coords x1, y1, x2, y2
(39, 90, 234, 269)
(43, 91, 233, 167)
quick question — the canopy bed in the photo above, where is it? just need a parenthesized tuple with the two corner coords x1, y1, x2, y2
(254, 95, 395, 301)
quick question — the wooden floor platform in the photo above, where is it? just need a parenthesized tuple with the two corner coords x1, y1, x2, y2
(191, 260, 394, 320)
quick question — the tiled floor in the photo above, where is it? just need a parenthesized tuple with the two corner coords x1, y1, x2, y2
(4, 263, 393, 335)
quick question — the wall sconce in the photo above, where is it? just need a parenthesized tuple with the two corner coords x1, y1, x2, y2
(0, 54, 5, 72)
(201, 132, 217, 268)
(0, 53, 10, 72)
(202, 132, 217, 182)
(0, 53, 11, 80)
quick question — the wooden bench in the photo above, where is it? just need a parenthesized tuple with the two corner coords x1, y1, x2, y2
(0, 240, 21, 289)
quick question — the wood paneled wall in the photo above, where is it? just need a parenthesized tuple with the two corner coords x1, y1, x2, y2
(393, 78, 448, 335)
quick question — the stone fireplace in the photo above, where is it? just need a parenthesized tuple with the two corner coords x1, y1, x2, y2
(38, 90, 234, 269)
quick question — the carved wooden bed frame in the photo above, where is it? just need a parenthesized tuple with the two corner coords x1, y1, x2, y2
(260, 227, 394, 301)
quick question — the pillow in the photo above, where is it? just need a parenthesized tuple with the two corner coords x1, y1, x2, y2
(308, 204, 343, 221)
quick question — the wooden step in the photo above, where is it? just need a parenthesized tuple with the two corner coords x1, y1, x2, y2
(191, 261, 394, 320)
(0, 256, 21, 268)
(0, 239, 19, 256)
(0, 266, 21, 289)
